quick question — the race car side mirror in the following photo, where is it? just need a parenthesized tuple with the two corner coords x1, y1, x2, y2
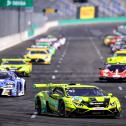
(50, 93, 60, 99)
(108, 93, 113, 96)
(99, 68, 102, 70)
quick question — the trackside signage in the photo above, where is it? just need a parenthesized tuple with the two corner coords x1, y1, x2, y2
(0, 0, 33, 7)
(79, 6, 96, 19)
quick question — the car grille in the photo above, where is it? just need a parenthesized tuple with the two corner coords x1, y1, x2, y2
(86, 110, 114, 116)
(73, 109, 114, 116)
(75, 108, 88, 113)
(82, 98, 110, 108)
(31, 59, 45, 62)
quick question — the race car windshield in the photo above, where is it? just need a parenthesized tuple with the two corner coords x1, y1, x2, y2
(3, 61, 25, 65)
(106, 65, 126, 72)
(116, 53, 126, 56)
(0, 72, 10, 79)
(30, 51, 47, 54)
(67, 88, 106, 96)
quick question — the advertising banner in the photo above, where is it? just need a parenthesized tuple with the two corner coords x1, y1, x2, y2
(0, 0, 33, 7)
(79, 6, 96, 19)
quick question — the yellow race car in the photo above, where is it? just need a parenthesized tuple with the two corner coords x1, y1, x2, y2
(107, 50, 126, 64)
(0, 58, 32, 77)
(33, 83, 122, 118)
(113, 50, 126, 57)
(24, 48, 52, 64)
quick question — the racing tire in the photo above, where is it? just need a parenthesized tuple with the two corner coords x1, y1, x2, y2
(26, 73, 30, 77)
(23, 72, 30, 77)
(99, 77, 104, 81)
(113, 112, 121, 119)
(58, 100, 69, 117)
(46, 101, 51, 113)
(36, 97, 42, 115)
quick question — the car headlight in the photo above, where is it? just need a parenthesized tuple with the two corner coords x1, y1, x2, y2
(73, 102, 80, 106)
(110, 102, 116, 106)
(73, 100, 88, 107)
(45, 56, 51, 60)
(72, 96, 88, 106)
(17, 67, 25, 71)
(104, 69, 109, 73)
(17, 67, 22, 70)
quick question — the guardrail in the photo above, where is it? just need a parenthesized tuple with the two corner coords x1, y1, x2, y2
(0, 21, 58, 51)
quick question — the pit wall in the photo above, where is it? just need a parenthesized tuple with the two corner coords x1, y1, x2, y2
(0, 21, 58, 51)
(1, 17, 126, 51)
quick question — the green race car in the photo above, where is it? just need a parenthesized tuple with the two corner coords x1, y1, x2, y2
(33, 83, 121, 118)
(34, 42, 56, 55)
(0, 58, 32, 77)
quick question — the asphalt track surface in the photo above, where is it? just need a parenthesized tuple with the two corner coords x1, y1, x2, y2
(0, 23, 126, 126)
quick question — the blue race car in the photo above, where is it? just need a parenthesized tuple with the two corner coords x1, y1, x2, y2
(0, 70, 26, 96)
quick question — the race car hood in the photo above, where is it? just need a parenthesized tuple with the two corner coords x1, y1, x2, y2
(28, 54, 50, 59)
(71, 96, 110, 102)
(71, 96, 110, 106)
(107, 56, 126, 64)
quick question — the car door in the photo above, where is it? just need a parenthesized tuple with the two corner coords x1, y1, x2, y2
(48, 87, 64, 112)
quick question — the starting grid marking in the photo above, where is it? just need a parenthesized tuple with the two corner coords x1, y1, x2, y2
(118, 86, 123, 91)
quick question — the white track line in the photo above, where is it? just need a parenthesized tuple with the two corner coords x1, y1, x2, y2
(118, 86, 123, 91)
(52, 75, 56, 79)
(53, 41, 69, 79)
(54, 70, 58, 73)
(31, 112, 37, 119)
(90, 37, 104, 61)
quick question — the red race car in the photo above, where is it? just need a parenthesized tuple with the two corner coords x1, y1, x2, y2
(99, 64, 126, 81)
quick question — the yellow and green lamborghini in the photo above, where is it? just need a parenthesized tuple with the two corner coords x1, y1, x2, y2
(33, 83, 121, 118)
(24, 48, 52, 64)
(107, 50, 126, 64)
(0, 58, 32, 76)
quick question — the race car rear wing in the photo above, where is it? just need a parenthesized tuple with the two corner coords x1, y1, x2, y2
(33, 84, 68, 89)
(33, 83, 82, 89)
(1, 58, 31, 63)
(26, 48, 48, 51)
